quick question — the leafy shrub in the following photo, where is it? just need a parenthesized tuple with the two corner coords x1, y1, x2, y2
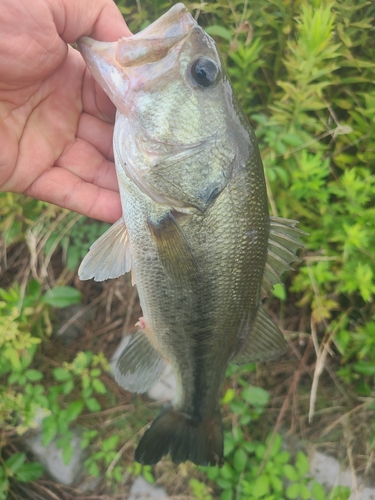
(198, 384, 351, 500)
(0, 278, 109, 496)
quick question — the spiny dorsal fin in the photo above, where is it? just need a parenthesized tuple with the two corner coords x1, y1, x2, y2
(262, 216, 307, 296)
(233, 306, 287, 364)
(78, 218, 132, 282)
(114, 331, 165, 393)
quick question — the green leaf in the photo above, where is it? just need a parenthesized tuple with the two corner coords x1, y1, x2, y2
(27, 279, 41, 298)
(216, 478, 233, 490)
(220, 463, 235, 480)
(295, 451, 309, 476)
(42, 416, 58, 446)
(66, 400, 84, 422)
(224, 434, 236, 456)
(8, 372, 21, 385)
(353, 363, 375, 375)
(255, 443, 266, 460)
(242, 386, 270, 406)
(270, 475, 283, 492)
(329, 485, 351, 500)
(43, 286, 81, 308)
(62, 379, 75, 395)
(286, 483, 300, 499)
(283, 464, 299, 481)
(220, 489, 233, 500)
(102, 435, 119, 452)
(143, 469, 155, 484)
(16, 462, 44, 482)
(301, 484, 312, 499)
(252, 474, 270, 498)
(25, 369, 43, 381)
(205, 25, 232, 41)
(267, 433, 282, 457)
(88, 461, 100, 477)
(90, 368, 101, 377)
(92, 378, 107, 395)
(231, 426, 243, 444)
(233, 448, 247, 472)
(272, 283, 286, 300)
(312, 481, 325, 500)
(62, 443, 74, 465)
(5, 453, 26, 474)
(6, 349, 21, 370)
(85, 397, 101, 412)
(275, 450, 290, 464)
(52, 367, 72, 381)
(222, 388, 236, 404)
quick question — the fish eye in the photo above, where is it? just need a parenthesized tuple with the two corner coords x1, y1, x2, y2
(190, 57, 220, 88)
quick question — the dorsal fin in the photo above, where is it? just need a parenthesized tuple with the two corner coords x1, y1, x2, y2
(262, 217, 307, 296)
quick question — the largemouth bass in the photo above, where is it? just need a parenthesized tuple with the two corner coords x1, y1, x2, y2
(78, 3, 305, 466)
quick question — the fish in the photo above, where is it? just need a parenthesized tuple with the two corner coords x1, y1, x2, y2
(77, 3, 305, 466)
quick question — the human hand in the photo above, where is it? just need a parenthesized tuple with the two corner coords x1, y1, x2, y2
(0, 0, 131, 223)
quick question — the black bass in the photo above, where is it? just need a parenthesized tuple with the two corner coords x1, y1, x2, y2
(78, 3, 305, 466)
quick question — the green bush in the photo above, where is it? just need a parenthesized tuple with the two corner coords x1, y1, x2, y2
(198, 383, 351, 500)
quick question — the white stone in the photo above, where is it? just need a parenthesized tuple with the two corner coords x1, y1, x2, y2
(129, 477, 170, 500)
(310, 451, 341, 485)
(310, 451, 375, 499)
(24, 430, 84, 485)
(358, 488, 375, 500)
(148, 363, 176, 402)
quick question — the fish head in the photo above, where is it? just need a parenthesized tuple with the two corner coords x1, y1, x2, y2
(78, 4, 246, 211)
(78, 3, 230, 142)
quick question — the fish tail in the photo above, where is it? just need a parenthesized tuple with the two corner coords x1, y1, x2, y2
(135, 406, 223, 466)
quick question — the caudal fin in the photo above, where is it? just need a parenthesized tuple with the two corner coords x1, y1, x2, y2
(135, 406, 223, 466)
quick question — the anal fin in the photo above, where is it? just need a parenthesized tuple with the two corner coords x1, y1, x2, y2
(78, 218, 131, 282)
(233, 306, 287, 364)
(114, 331, 165, 393)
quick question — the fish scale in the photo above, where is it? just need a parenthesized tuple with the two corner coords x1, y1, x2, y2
(77, 2, 306, 466)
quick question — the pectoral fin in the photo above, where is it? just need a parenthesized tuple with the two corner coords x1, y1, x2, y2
(148, 211, 198, 281)
(262, 217, 307, 295)
(114, 331, 165, 393)
(233, 306, 286, 364)
(78, 218, 131, 282)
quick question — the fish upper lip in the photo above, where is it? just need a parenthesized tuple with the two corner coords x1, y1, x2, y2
(78, 31, 193, 70)
(78, 3, 196, 68)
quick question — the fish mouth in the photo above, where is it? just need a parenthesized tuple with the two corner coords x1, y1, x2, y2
(77, 3, 196, 106)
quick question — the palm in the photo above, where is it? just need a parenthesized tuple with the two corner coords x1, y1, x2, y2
(0, 0, 129, 222)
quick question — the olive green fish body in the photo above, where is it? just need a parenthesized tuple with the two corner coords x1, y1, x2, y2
(119, 137, 268, 420)
(78, 3, 305, 466)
